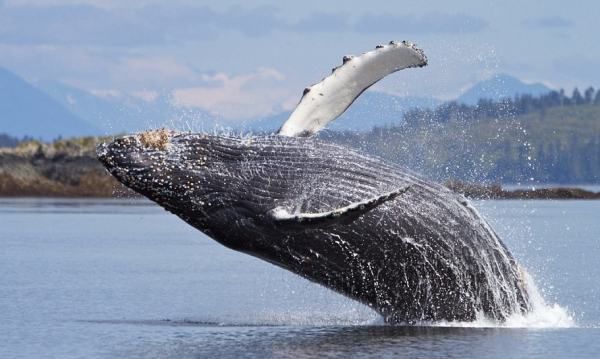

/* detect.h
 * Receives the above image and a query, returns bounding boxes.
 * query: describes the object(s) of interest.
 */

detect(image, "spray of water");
[432,270,574,328]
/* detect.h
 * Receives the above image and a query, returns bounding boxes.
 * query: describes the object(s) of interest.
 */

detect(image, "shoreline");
[1,139,598,200]
[0,194,598,201]
[445,181,600,200]
[1,179,598,200]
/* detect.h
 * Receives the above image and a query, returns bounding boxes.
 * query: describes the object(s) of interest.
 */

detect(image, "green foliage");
[327,95,600,184]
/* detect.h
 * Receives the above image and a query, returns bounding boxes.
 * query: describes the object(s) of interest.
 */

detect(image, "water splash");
[433,270,575,328]
[167,268,573,329]
[221,309,381,327]
[165,308,382,328]
[186,270,574,329]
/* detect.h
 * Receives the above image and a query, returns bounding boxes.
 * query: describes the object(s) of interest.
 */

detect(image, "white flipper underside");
[278,41,427,137]
[268,186,411,229]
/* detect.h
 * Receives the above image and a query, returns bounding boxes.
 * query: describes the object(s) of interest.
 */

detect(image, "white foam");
[433,270,575,329]
[183,308,382,327]
[178,272,574,329]
[244,309,382,327]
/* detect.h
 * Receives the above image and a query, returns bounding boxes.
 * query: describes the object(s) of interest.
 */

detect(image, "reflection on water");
[1,199,599,358]
[114,323,596,359]
[0,198,153,214]
[502,184,600,192]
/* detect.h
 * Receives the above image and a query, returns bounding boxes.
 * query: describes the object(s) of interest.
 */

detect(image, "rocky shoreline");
[0,138,135,197]
[0,138,598,199]
[445,181,600,200]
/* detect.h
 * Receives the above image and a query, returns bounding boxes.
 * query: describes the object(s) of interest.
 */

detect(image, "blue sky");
[0,0,597,119]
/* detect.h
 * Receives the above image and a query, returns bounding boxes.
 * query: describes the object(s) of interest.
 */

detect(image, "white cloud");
[88,88,121,98]
[4,0,147,8]
[172,67,294,119]
[523,16,574,29]
[2,1,595,118]
[115,56,197,86]
[131,90,159,102]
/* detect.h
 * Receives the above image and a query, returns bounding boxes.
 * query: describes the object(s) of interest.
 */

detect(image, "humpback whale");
[98,41,531,323]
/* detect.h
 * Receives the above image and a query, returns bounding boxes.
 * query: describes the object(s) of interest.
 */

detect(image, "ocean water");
[0,198,599,358]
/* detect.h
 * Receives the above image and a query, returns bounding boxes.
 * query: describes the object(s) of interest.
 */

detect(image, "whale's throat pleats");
[194,135,425,217]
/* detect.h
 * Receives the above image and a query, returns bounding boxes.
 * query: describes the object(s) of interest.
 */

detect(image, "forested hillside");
[2,88,598,185]
[327,88,600,184]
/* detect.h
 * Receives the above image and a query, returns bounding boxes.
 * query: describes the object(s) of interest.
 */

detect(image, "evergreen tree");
[572,88,584,105]
[584,87,595,103]
[559,89,570,106]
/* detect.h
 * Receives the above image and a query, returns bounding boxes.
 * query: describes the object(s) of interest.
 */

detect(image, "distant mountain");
[1,67,557,139]
[247,91,441,133]
[39,81,219,135]
[457,74,551,105]
[251,75,552,132]
[0,67,97,140]
[331,92,441,131]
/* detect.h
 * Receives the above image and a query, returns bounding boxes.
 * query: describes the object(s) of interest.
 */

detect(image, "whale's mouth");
[97,133,167,189]
[96,141,120,171]
[97,130,175,170]
[97,136,141,171]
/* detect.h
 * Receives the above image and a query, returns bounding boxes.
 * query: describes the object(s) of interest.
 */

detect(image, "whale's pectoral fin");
[278,41,427,137]
[266,186,411,230]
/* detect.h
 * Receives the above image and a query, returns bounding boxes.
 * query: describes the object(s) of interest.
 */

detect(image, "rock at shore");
[0,136,598,199]
[0,137,132,197]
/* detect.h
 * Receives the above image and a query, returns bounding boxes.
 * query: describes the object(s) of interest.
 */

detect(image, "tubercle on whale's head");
[138,128,172,150]
[97,129,177,189]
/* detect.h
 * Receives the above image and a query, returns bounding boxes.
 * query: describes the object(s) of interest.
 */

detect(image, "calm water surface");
[1,198,599,358]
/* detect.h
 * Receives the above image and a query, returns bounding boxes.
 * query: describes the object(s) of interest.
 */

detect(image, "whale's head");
[97,130,312,251]
[97,130,400,262]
